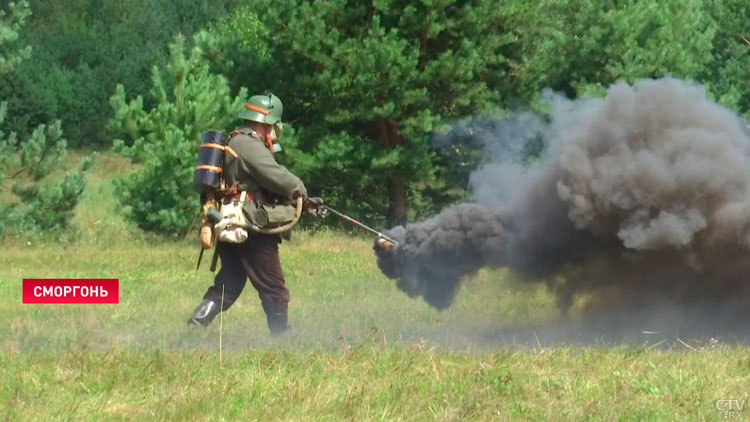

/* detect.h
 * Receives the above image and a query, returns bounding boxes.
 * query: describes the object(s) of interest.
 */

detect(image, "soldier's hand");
[307,197,324,207]
[305,197,326,217]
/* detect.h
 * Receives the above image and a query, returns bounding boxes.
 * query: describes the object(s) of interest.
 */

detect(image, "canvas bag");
[214,191,249,243]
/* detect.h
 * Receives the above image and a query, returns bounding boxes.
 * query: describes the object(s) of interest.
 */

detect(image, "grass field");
[1,154,749,421]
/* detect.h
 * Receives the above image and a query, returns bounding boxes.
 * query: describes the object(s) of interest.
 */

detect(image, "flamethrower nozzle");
[321,205,399,247]
[376,236,397,251]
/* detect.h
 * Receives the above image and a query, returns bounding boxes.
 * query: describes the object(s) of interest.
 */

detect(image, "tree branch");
[418,8,432,71]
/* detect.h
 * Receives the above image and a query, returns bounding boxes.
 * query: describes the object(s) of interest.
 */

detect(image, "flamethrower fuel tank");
[193,130,229,193]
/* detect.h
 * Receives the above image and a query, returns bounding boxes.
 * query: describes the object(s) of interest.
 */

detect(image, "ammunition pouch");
[244,199,298,230]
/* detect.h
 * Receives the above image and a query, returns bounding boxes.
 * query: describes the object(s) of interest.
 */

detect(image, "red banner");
[22,279,119,304]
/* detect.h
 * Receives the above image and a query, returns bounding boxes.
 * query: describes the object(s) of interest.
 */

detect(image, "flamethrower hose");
[322,205,399,245]
[198,196,303,272]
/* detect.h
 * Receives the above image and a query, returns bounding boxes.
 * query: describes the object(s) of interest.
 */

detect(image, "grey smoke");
[377,78,750,326]
[377,204,503,309]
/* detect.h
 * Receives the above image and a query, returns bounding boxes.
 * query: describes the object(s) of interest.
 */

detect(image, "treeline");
[2,0,750,236]
[1,0,237,147]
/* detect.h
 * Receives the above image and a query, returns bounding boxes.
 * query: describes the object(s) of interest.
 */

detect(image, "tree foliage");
[503,0,717,101]
[214,0,516,227]
[9,0,750,233]
[0,1,31,74]
[110,36,247,235]
[701,0,750,114]
[0,1,89,235]
[194,4,270,95]
[197,0,744,227]
[0,0,237,148]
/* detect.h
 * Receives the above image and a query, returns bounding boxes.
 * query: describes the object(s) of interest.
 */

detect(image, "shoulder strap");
[224,128,251,158]
[232,127,260,138]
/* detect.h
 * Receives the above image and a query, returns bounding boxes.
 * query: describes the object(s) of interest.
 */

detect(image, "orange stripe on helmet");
[244,104,270,115]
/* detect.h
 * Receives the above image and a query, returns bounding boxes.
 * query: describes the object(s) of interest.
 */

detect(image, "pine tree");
[109,35,247,235]
[701,0,750,115]
[236,0,516,226]
[505,0,716,99]
[0,1,89,235]
[0,1,31,73]
[202,0,725,226]
[0,0,239,148]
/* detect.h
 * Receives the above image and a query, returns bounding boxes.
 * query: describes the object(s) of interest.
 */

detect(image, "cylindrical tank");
[194,130,228,193]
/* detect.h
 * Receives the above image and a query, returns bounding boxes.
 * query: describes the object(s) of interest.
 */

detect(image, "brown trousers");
[203,234,290,311]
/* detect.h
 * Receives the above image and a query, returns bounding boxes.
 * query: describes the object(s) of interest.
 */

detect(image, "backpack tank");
[194,130,229,193]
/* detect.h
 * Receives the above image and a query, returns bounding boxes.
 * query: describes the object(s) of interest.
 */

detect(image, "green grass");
[4,344,748,421]
[1,154,749,421]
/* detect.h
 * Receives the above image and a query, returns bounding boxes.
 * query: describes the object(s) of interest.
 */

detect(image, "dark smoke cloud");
[377,78,750,322]
[377,204,503,309]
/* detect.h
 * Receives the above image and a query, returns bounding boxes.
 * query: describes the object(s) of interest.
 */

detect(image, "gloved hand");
[305,197,326,217]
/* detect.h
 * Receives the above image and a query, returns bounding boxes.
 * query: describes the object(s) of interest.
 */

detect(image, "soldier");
[187,93,321,334]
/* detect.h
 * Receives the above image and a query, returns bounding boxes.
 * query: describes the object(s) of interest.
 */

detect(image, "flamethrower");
[196,200,399,270]
[320,205,399,250]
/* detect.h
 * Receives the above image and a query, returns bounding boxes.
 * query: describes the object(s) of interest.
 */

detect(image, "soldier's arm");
[237,137,306,198]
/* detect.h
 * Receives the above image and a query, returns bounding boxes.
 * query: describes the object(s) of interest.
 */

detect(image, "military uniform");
[189,94,310,334]
[202,127,306,331]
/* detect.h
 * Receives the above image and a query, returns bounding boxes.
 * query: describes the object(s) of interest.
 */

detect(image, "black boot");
[187,299,220,327]
[263,300,289,335]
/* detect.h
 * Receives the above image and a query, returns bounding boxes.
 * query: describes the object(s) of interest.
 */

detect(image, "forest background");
[1,0,748,236]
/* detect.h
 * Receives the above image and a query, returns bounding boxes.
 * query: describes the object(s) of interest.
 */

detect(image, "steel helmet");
[239,93,283,125]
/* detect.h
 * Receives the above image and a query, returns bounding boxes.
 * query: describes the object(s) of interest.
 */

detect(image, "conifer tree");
[0,1,30,73]
[200,0,725,226]
[247,0,516,226]
[110,36,247,235]
[505,0,716,99]
[702,0,750,115]
[0,1,89,235]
